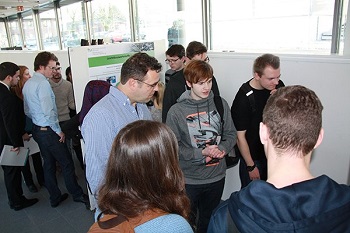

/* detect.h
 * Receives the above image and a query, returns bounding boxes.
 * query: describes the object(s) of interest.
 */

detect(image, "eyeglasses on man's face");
[46,66,56,71]
[204,56,210,62]
[137,79,159,89]
[55,67,62,71]
[165,58,180,64]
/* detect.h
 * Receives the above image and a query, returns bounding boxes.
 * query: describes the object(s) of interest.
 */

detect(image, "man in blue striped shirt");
[81,52,162,221]
[23,51,89,208]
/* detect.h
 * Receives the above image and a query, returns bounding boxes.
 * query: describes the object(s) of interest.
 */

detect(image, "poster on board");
[86,42,155,86]
[69,40,166,112]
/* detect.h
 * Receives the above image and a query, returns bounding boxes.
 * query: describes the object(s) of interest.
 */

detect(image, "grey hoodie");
[166,90,237,185]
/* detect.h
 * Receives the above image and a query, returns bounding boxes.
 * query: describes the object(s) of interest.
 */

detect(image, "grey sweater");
[166,91,237,185]
[49,78,75,122]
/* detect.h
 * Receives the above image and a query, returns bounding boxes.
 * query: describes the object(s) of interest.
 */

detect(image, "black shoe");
[73,194,90,209]
[51,193,69,208]
[27,184,38,193]
[10,198,39,211]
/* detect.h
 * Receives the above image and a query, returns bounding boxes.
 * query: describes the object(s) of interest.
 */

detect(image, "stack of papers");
[0,145,29,166]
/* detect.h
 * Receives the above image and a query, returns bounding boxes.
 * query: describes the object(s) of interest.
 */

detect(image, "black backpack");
[213,95,239,169]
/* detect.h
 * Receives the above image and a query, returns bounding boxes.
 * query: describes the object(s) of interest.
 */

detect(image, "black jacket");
[208,175,350,233]
[0,83,24,152]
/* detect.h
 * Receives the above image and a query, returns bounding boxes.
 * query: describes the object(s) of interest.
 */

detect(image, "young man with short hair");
[162,41,220,122]
[23,51,89,208]
[0,62,39,211]
[209,85,350,232]
[165,44,186,83]
[166,60,236,233]
[231,53,285,188]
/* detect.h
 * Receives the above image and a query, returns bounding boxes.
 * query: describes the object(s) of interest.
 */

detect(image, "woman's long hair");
[11,65,29,100]
[153,81,165,110]
[98,120,190,220]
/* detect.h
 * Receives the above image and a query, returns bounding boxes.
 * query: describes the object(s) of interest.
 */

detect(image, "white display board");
[69,40,166,112]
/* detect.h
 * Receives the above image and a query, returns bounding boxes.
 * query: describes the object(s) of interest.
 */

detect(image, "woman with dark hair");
[88,120,193,232]
[11,65,45,192]
[65,66,72,83]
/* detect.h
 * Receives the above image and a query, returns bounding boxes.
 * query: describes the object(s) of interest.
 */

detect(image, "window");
[23,15,38,50]
[39,9,59,50]
[9,20,22,47]
[59,1,87,49]
[88,0,130,44]
[136,0,202,48]
[210,0,344,54]
[0,22,9,48]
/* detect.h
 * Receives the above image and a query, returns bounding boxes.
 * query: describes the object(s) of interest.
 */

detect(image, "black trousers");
[2,165,23,205]
[21,152,45,186]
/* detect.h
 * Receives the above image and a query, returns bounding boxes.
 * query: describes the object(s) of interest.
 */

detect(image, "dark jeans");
[60,117,84,169]
[185,178,225,233]
[2,165,23,205]
[21,152,45,186]
[239,158,267,189]
[32,124,83,204]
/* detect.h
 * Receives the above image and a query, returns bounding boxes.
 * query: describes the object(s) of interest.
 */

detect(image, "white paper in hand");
[0,145,29,166]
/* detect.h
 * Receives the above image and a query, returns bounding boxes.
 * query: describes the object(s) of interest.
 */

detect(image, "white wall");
[209,52,350,199]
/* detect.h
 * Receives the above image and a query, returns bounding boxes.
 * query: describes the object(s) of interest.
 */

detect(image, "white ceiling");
[0,0,50,18]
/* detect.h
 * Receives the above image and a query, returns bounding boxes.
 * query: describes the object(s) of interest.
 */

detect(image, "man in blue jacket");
[208,85,350,233]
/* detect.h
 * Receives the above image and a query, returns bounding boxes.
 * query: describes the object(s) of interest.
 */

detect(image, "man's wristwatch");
[246,164,256,172]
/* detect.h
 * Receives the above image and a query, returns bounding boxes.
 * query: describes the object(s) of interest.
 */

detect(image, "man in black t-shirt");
[231,54,284,188]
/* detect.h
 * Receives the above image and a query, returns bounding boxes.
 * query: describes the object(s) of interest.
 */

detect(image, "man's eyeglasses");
[165,58,180,64]
[55,67,62,71]
[47,66,56,71]
[137,79,159,89]
[204,56,210,62]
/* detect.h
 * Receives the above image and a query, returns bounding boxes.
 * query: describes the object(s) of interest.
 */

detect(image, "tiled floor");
[0,156,94,233]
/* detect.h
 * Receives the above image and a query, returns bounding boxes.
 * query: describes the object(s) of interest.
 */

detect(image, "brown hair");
[263,85,323,156]
[11,65,28,100]
[98,120,190,220]
[0,62,19,81]
[183,60,213,84]
[120,52,162,84]
[186,41,207,59]
[253,53,280,77]
[166,44,185,58]
[152,81,165,109]
[34,51,58,71]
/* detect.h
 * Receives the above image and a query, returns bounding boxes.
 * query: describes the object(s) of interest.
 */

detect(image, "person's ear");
[259,122,269,145]
[127,77,138,88]
[186,80,192,88]
[314,128,324,149]
[253,72,260,80]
